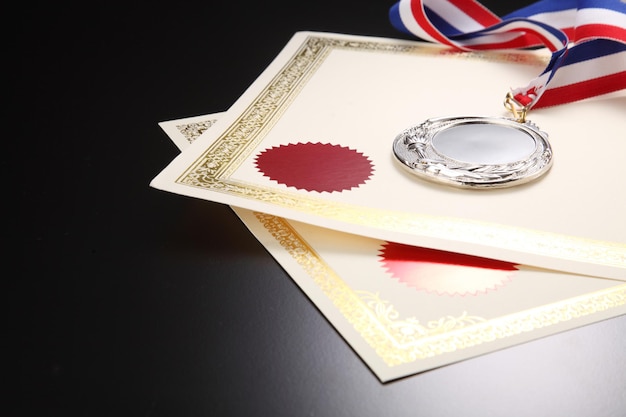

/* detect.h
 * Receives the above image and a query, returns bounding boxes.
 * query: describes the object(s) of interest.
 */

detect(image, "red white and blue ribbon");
[389,0,626,109]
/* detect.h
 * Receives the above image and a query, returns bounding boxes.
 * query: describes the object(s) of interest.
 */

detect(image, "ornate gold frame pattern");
[172,34,625,273]
[175,118,219,144]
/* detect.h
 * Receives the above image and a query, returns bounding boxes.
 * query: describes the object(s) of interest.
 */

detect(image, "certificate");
[151,31,626,280]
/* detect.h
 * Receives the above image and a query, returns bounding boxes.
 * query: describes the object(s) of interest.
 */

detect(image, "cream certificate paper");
[151,31,626,280]
[159,113,626,383]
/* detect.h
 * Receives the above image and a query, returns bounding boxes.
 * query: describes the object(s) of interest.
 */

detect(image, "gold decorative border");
[253,211,626,366]
[173,34,626,270]
[175,119,219,144]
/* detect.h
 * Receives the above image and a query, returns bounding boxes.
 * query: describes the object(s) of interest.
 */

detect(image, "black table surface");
[11,1,626,416]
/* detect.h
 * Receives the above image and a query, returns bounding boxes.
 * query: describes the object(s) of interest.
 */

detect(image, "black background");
[11,1,626,416]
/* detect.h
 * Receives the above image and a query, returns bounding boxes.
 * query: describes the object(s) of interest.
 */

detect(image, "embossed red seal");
[255,142,374,193]
[380,242,518,296]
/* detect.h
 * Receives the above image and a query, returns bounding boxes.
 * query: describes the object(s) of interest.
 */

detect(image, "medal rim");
[392,116,553,189]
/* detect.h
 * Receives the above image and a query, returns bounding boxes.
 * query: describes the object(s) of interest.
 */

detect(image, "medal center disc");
[431,123,536,164]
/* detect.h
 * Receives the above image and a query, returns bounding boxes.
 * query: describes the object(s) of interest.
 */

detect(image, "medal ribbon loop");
[389,0,626,110]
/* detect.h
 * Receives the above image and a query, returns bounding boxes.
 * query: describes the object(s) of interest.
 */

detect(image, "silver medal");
[392,115,553,189]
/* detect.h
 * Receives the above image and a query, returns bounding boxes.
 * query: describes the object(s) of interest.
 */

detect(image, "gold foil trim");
[174,35,626,270]
[254,211,626,366]
[175,119,219,144]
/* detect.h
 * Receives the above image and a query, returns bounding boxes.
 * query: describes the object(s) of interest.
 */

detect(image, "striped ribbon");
[389,0,626,109]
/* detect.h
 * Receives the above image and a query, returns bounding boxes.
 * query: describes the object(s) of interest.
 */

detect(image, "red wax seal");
[254,142,374,193]
[379,242,518,296]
